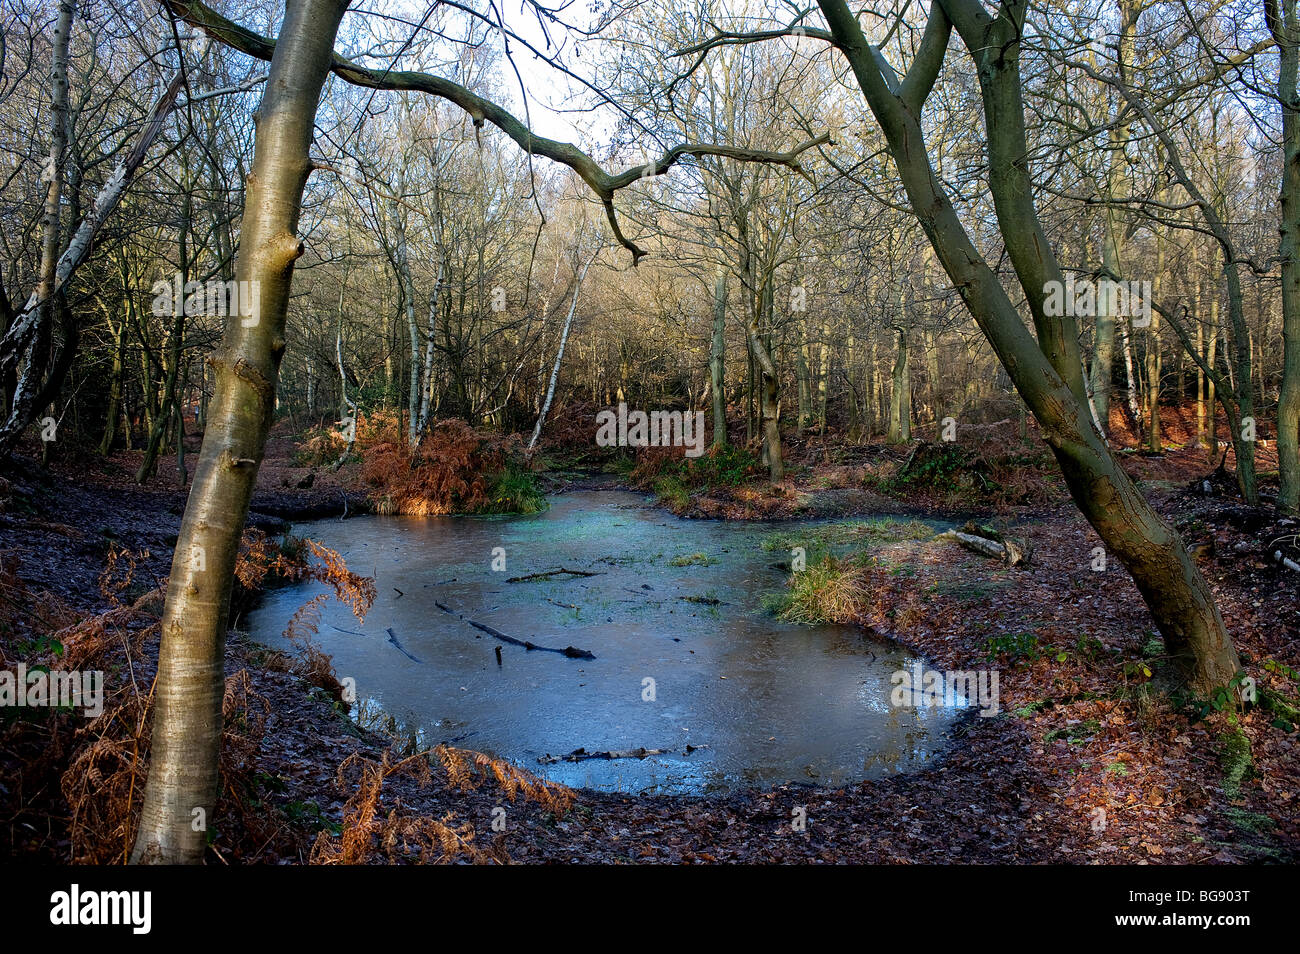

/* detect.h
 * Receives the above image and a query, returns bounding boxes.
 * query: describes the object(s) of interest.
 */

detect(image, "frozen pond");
[244,491,966,794]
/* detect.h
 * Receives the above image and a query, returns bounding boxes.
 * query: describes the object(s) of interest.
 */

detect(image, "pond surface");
[244,490,967,794]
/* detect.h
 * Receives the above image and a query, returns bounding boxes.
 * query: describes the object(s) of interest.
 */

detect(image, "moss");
[1219,726,1253,798]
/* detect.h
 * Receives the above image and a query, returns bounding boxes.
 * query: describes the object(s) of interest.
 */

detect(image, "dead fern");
[433,744,575,816]
[361,419,528,516]
[309,750,498,865]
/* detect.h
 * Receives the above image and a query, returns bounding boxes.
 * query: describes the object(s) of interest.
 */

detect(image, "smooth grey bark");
[817,317,831,433]
[332,278,356,472]
[888,327,911,443]
[2,0,74,456]
[529,252,595,450]
[747,278,783,481]
[1088,0,1138,436]
[131,0,350,864]
[414,251,444,440]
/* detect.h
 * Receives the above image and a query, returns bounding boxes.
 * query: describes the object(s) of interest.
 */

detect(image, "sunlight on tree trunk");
[131,0,350,864]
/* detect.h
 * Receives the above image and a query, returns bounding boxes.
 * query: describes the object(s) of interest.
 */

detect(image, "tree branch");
[162,0,830,264]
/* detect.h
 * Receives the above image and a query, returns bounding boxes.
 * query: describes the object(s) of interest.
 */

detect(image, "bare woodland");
[0,0,1297,866]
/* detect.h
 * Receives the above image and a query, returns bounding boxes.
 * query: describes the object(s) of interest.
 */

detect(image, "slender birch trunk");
[709,266,727,449]
[3,0,74,454]
[415,251,444,439]
[529,253,595,450]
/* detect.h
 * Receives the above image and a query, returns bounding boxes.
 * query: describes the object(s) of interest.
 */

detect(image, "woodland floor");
[1,407,1297,864]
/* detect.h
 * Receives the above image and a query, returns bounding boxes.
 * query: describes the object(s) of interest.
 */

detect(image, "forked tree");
[796,0,1239,690]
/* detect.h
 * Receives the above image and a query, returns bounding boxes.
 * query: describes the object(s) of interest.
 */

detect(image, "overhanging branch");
[162,0,831,263]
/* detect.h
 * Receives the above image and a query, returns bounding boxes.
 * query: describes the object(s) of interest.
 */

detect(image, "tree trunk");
[529,253,594,450]
[131,0,348,864]
[138,175,191,485]
[1195,320,1206,450]
[1089,0,1137,437]
[817,0,1240,692]
[888,327,911,443]
[1273,0,1300,512]
[415,251,444,440]
[795,320,812,435]
[1145,294,1162,452]
[817,317,831,433]
[1207,304,1219,459]
[4,0,74,452]
[100,313,126,456]
[746,279,783,481]
[709,266,727,449]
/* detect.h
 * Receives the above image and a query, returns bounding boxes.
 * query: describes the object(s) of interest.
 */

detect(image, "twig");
[384,627,422,663]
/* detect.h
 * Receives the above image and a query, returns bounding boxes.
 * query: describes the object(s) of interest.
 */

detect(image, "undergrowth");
[632,444,764,509]
[363,420,544,516]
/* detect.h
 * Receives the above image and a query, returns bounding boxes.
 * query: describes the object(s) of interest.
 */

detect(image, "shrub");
[292,428,347,468]
[652,475,690,511]
[869,440,1056,505]
[632,443,763,491]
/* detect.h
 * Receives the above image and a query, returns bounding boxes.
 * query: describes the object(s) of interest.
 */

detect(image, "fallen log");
[433,601,596,659]
[1275,550,1300,574]
[538,744,708,765]
[506,567,603,583]
[936,529,1025,566]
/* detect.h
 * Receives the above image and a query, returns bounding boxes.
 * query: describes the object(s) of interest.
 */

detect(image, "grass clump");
[668,552,717,567]
[486,464,546,514]
[762,555,869,624]
[652,475,691,511]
